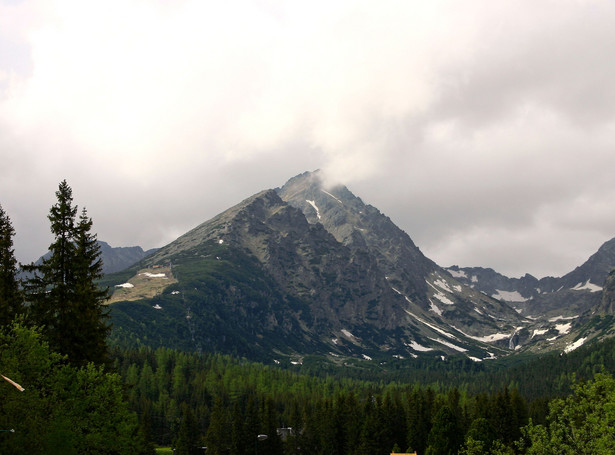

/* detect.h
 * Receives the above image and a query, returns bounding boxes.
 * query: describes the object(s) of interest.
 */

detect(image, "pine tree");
[23,181,110,366]
[71,208,110,366]
[0,205,22,326]
[174,404,201,455]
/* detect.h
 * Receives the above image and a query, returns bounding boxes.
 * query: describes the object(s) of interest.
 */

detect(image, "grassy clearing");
[155,447,173,455]
[107,266,178,303]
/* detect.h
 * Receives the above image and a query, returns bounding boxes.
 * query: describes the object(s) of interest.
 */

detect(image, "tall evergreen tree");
[71,207,110,366]
[23,181,110,366]
[0,205,22,326]
[174,404,201,455]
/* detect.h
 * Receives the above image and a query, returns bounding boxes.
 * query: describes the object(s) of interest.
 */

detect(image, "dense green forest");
[110,335,615,455]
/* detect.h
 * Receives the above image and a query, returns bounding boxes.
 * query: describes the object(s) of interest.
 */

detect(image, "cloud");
[2,0,615,278]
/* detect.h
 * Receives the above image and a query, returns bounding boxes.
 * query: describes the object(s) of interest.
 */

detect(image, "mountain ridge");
[104,171,615,363]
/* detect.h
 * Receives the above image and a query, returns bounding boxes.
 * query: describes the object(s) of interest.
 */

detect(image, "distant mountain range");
[102,171,615,364]
[97,241,158,274]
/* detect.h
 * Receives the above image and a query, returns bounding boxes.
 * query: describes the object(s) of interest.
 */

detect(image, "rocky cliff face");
[277,171,522,338]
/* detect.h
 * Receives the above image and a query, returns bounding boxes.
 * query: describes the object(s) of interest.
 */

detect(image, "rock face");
[277,171,522,337]
[106,171,615,362]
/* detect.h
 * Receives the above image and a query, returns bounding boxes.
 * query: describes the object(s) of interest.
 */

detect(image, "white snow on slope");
[306,200,321,220]
[429,299,443,316]
[492,290,529,302]
[141,272,167,278]
[451,325,512,343]
[321,190,342,204]
[572,280,602,292]
[403,309,459,340]
[341,329,356,341]
[565,337,587,353]
[115,282,134,288]
[406,340,433,352]
[433,292,455,305]
[429,337,468,353]
[531,328,549,338]
[432,278,453,293]
[447,269,467,279]
[426,281,455,305]
[555,323,572,335]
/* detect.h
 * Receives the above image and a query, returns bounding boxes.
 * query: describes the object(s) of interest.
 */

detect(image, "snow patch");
[429,337,468,353]
[432,278,453,293]
[321,190,342,204]
[468,356,482,362]
[555,323,572,335]
[492,290,529,302]
[531,328,549,338]
[565,337,587,353]
[141,272,167,278]
[218,239,224,244]
[341,329,356,341]
[448,269,467,279]
[429,299,443,316]
[153,304,162,310]
[571,280,602,293]
[306,200,321,220]
[471,275,478,283]
[362,354,372,361]
[115,282,134,288]
[452,326,511,343]
[171,291,180,295]
[403,309,459,340]
[406,340,433,352]
[472,332,511,343]
[433,292,455,305]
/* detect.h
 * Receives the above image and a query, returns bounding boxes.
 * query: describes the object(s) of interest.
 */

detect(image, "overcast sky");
[2,0,615,279]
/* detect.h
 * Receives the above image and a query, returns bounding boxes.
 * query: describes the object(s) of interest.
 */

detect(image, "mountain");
[447,238,615,353]
[98,241,158,274]
[447,238,615,319]
[20,241,156,277]
[107,172,528,363]
[105,171,615,363]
